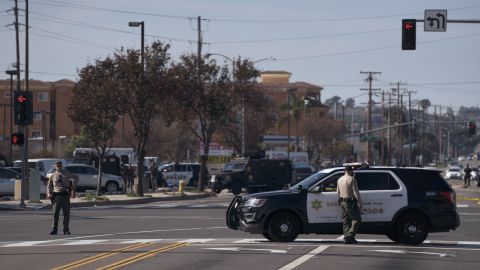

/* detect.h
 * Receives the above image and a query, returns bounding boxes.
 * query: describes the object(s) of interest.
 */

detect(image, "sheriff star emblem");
[311,199,322,211]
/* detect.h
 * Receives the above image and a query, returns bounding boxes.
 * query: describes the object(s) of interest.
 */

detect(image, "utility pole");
[391,81,407,165]
[406,90,416,166]
[360,71,381,164]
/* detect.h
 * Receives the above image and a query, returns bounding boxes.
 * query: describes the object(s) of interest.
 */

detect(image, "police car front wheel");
[267,212,300,242]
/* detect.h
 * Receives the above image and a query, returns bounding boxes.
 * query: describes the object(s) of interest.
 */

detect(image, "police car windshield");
[290,172,328,190]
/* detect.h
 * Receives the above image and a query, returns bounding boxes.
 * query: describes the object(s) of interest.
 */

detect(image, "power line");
[30,30,114,50]
[207,4,480,23]
[26,11,194,43]
[276,31,480,61]
[211,27,397,44]
[33,0,190,20]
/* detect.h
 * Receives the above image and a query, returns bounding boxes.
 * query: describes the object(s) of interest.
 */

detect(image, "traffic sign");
[424,10,447,32]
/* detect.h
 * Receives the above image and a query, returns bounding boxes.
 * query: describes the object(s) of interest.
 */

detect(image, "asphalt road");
[0,191,479,270]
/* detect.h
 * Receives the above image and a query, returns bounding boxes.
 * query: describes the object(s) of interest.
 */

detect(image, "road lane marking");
[60,226,227,241]
[3,240,54,247]
[278,245,329,270]
[96,242,189,270]
[61,240,106,246]
[370,249,455,257]
[52,242,153,270]
[205,247,287,254]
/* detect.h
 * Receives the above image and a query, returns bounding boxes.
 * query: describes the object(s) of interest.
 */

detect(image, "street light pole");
[204,53,275,157]
[127,21,145,146]
[287,88,297,161]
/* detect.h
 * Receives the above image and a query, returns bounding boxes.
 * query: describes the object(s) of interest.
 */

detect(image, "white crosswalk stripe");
[2,238,480,248]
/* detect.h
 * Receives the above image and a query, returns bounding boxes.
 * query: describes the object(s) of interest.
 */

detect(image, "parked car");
[13,158,69,177]
[227,163,460,245]
[159,163,201,187]
[445,167,462,179]
[0,167,21,196]
[46,164,124,192]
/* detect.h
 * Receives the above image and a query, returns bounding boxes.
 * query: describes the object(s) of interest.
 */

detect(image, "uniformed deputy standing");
[336,166,363,244]
[47,161,74,235]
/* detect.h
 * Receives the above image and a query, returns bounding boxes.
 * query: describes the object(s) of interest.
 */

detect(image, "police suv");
[226,164,460,245]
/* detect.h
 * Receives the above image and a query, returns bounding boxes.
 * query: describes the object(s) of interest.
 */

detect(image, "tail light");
[439,191,455,205]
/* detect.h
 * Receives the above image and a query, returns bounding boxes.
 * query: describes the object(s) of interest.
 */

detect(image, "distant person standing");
[47,161,71,235]
[337,166,362,244]
[464,164,472,187]
[149,159,158,191]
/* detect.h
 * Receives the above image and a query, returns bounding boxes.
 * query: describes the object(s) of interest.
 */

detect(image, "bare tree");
[67,57,123,195]
[304,116,351,166]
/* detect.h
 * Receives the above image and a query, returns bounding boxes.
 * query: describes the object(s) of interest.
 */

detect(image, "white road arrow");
[205,247,287,254]
[370,249,455,257]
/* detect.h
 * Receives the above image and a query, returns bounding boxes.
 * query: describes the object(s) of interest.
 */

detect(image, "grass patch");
[82,193,109,202]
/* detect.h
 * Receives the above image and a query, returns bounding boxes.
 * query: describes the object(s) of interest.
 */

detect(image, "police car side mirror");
[310,186,323,193]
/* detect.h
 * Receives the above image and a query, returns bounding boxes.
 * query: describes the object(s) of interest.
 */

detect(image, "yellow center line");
[52,242,154,270]
[96,242,189,270]
[458,196,480,201]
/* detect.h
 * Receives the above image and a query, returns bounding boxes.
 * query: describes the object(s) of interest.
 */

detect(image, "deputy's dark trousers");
[52,192,70,232]
[464,175,471,187]
[340,200,361,239]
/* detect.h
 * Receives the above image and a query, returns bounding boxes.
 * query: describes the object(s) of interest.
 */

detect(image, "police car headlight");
[244,198,267,207]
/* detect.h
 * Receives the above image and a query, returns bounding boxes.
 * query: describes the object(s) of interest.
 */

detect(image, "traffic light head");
[11,133,24,146]
[402,19,416,50]
[13,91,33,125]
[467,121,476,135]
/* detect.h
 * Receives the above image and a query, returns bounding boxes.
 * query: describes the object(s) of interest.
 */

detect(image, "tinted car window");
[394,169,451,191]
[319,173,342,192]
[83,167,98,175]
[355,172,399,190]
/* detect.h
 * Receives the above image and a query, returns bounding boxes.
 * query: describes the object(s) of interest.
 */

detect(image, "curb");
[0,192,215,211]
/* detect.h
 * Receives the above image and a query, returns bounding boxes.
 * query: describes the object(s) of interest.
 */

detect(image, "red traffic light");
[11,133,24,145]
[404,23,413,31]
[17,95,27,103]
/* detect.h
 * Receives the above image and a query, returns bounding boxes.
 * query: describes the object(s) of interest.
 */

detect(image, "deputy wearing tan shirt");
[336,166,362,244]
[47,161,72,235]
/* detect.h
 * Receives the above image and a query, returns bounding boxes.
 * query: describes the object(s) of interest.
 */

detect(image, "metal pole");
[287,91,291,161]
[140,22,144,71]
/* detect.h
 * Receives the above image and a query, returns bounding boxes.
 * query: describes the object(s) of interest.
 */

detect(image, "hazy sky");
[1,0,479,110]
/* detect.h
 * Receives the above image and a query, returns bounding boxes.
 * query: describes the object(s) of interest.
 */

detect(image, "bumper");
[226,196,264,234]
[431,211,460,232]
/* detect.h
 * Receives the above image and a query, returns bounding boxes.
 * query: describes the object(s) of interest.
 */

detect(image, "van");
[13,158,69,177]
[159,163,202,187]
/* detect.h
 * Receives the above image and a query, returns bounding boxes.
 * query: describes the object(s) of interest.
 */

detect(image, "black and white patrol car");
[226,165,460,245]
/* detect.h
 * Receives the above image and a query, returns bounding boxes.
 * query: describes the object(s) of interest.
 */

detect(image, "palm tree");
[279,92,304,151]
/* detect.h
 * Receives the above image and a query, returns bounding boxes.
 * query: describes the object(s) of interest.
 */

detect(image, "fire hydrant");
[179,180,185,195]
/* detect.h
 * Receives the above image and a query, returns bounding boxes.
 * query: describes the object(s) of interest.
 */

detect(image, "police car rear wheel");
[395,213,428,245]
[267,212,300,242]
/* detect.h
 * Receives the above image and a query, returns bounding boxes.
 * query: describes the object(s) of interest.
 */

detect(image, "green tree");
[115,41,175,196]
[67,57,123,195]
[217,58,276,154]
[170,54,235,191]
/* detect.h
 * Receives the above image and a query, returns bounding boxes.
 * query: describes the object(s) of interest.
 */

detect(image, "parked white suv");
[47,164,124,192]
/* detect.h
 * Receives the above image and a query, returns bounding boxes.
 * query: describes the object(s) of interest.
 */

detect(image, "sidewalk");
[0,189,216,211]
